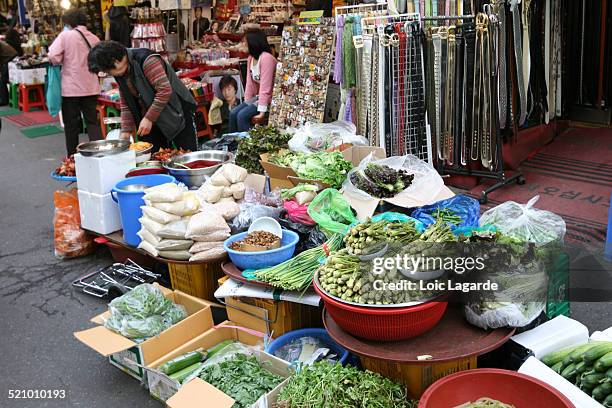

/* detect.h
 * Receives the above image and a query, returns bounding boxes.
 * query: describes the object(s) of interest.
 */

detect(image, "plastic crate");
[546,252,570,318]
[168,260,224,301]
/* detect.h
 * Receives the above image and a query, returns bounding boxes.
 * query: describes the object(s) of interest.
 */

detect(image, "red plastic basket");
[313,278,448,341]
[419,369,574,408]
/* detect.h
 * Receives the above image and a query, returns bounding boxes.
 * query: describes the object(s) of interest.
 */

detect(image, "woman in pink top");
[228,30,276,132]
[48,9,101,155]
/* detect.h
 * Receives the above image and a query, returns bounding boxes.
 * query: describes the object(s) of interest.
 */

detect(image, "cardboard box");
[148,320,275,402]
[260,146,386,191]
[163,325,291,408]
[74,284,215,384]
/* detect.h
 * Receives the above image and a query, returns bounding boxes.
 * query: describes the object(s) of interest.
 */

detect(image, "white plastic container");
[78,190,122,234]
[75,150,136,195]
[511,316,589,359]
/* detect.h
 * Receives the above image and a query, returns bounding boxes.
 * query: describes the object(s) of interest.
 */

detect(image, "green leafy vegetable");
[276,361,414,408]
[350,163,414,198]
[271,151,353,189]
[235,126,291,175]
[198,353,283,408]
[104,284,187,340]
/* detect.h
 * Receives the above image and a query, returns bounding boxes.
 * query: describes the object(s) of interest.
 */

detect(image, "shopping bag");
[46,66,62,117]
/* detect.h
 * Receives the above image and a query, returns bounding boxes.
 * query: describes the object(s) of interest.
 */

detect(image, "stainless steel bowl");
[163,150,234,188]
[77,140,130,157]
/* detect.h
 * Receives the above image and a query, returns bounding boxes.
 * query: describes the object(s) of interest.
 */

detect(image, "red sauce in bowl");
[184,160,220,169]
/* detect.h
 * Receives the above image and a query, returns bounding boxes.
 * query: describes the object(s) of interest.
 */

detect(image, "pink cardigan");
[244,52,276,112]
[48,26,100,97]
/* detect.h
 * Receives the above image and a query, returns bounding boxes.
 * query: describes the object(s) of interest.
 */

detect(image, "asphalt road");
[0,117,609,407]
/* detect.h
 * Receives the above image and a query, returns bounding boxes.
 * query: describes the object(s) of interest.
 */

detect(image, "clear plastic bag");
[244,187,283,207]
[272,336,338,364]
[287,121,367,153]
[479,196,566,245]
[464,302,546,330]
[229,203,283,233]
[307,188,357,235]
[108,284,172,320]
[411,195,480,231]
[53,189,95,259]
[342,154,444,201]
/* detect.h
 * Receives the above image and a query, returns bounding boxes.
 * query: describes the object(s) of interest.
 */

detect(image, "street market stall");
[38,2,612,407]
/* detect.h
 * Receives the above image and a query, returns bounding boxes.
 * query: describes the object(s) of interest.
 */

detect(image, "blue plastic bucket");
[266,328,350,365]
[111,174,176,246]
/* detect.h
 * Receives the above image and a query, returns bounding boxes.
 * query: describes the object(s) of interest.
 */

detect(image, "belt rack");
[335,3,388,16]
[423,10,524,204]
[361,13,433,165]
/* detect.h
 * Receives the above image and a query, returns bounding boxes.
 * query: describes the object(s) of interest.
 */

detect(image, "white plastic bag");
[342,154,444,201]
[151,192,200,216]
[464,302,546,330]
[141,206,181,224]
[186,211,230,239]
[137,227,161,246]
[158,250,191,260]
[213,200,241,221]
[155,239,193,251]
[222,163,248,184]
[139,216,165,236]
[189,247,227,261]
[479,196,566,245]
[192,230,231,242]
[157,219,190,239]
[138,240,159,257]
[143,183,185,203]
[287,121,367,153]
[189,241,224,254]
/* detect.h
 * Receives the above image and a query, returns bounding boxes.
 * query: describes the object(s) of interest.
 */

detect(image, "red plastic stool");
[96,104,108,138]
[18,84,46,112]
[194,105,213,139]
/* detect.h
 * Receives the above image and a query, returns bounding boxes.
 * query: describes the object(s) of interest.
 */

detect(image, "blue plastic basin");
[223,229,299,270]
[266,328,350,365]
[111,174,176,247]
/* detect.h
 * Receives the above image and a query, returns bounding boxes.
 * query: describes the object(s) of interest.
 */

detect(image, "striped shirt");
[120,56,172,133]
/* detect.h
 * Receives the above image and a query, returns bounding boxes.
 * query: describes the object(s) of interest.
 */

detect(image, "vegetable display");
[254,234,344,290]
[152,148,191,162]
[349,163,414,198]
[198,353,283,408]
[418,219,458,242]
[432,208,462,225]
[453,398,515,408]
[541,341,612,403]
[236,125,291,174]
[344,219,420,255]
[281,184,319,205]
[229,231,280,251]
[104,284,187,340]
[270,151,353,189]
[276,361,415,408]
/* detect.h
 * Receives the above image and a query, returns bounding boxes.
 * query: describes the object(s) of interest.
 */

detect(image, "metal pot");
[163,150,234,188]
[77,140,130,157]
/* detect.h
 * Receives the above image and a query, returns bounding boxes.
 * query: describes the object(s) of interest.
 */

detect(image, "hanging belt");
[510,0,527,126]
[543,0,550,123]
[463,22,476,165]
[361,36,373,141]
[454,25,464,166]
[426,30,438,160]
[479,14,493,170]
[443,26,456,165]
[432,28,443,160]
[396,23,407,155]
[521,0,532,110]
[495,0,508,129]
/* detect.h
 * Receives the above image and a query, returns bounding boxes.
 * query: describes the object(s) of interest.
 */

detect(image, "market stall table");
[324,307,515,398]
[87,230,226,301]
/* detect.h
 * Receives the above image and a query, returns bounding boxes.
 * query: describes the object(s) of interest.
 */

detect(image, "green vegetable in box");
[276,361,416,408]
[198,353,283,408]
[271,151,353,189]
[349,162,414,198]
[235,125,291,175]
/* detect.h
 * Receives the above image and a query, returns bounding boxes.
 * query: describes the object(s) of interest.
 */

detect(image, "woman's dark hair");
[62,9,88,28]
[87,40,127,73]
[219,75,238,92]
[245,29,271,59]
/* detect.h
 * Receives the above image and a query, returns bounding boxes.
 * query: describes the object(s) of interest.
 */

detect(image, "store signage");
[298,10,324,25]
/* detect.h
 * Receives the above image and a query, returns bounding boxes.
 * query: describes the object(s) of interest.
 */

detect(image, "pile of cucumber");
[541,341,612,406]
[157,340,234,384]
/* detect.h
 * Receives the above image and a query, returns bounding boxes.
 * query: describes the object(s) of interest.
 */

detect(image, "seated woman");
[219,75,240,135]
[228,30,276,132]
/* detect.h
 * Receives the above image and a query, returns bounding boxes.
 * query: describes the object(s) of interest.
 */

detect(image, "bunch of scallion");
[254,234,344,290]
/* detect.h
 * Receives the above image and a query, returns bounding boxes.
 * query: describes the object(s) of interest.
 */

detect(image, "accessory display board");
[269,18,336,129]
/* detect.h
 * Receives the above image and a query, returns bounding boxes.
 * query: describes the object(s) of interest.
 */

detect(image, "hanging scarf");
[342,17,356,89]
[333,16,344,84]
[344,89,354,123]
